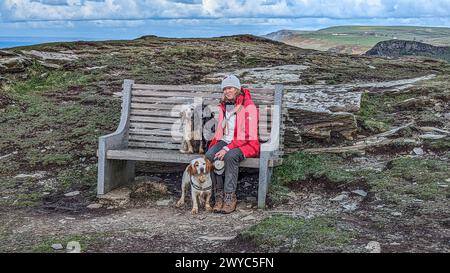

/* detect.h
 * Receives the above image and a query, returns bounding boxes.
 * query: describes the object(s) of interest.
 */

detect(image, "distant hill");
[263,26,450,55]
[365,40,450,62]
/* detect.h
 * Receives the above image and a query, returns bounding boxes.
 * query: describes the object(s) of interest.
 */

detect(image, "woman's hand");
[214,149,227,160]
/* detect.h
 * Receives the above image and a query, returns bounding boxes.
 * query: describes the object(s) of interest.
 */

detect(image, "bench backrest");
[123,81,284,157]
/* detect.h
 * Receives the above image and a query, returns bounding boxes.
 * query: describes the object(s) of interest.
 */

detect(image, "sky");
[0,0,450,41]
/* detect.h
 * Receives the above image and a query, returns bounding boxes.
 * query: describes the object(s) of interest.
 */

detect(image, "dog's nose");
[200,167,204,173]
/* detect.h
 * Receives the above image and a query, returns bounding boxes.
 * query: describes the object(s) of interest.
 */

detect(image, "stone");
[241,215,256,221]
[446,178,450,183]
[14,172,46,179]
[156,198,173,206]
[21,50,79,61]
[351,190,368,197]
[245,196,257,202]
[438,184,448,188]
[413,147,424,155]
[87,203,102,209]
[285,191,296,198]
[342,203,357,211]
[243,182,252,188]
[98,187,131,207]
[64,191,80,197]
[330,194,348,202]
[391,212,402,217]
[0,153,13,160]
[51,244,64,250]
[199,236,236,241]
[419,134,446,140]
[66,241,81,253]
[365,241,381,253]
[0,55,32,73]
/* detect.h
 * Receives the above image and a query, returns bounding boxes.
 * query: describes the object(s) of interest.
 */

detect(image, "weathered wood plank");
[129,134,182,143]
[130,116,178,123]
[131,103,179,110]
[131,109,181,117]
[132,90,273,101]
[132,97,194,104]
[106,149,279,167]
[128,141,180,149]
[130,122,176,129]
[129,128,182,137]
[132,84,275,94]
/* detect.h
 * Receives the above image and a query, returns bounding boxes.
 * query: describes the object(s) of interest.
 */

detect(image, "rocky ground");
[0,35,449,252]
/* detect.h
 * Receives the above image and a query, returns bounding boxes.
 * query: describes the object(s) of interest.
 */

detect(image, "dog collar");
[190,176,212,191]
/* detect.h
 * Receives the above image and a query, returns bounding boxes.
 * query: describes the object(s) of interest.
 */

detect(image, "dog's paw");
[175,200,185,208]
[205,205,213,212]
[179,149,188,154]
[191,208,199,214]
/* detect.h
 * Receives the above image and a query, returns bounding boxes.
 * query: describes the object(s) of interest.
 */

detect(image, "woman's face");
[223,87,238,101]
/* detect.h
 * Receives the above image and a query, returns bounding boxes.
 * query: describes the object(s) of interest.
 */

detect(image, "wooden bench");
[97,79,285,208]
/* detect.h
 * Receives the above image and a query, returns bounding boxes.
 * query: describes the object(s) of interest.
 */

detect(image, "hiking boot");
[213,191,224,213]
[221,192,237,214]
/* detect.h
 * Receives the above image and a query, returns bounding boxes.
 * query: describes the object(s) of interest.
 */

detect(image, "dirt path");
[0,178,357,253]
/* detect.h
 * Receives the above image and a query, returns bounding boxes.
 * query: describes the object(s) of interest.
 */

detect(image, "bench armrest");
[99,79,134,151]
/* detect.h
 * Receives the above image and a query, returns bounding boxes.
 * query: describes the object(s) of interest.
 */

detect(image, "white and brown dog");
[176,156,214,214]
[179,104,204,154]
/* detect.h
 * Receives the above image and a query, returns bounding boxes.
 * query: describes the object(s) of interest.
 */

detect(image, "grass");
[368,157,449,202]
[241,215,352,252]
[271,151,449,206]
[272,152,359,187]
[0,62,120,208]
[20,234,102,253]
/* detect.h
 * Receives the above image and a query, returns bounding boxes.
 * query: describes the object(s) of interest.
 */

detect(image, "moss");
[56,166,97,192]
[423,137,450,153]
[241,215,352,252]
[272,152,359,187]
[360,119,390,134]
[24,234,101,253]
[368,157,449,202]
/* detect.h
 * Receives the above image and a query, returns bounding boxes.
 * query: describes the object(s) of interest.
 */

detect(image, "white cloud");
[1,0,450,22]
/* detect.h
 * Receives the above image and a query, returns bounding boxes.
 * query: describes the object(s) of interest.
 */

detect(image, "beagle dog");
[176,157,214,214]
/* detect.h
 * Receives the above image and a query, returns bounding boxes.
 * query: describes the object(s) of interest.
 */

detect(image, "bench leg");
[98,158,135,195]
[257,154,271,209]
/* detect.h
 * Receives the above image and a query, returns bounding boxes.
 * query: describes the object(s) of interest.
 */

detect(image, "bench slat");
[128,141,180,149]
[131,97,275,105]
[107,149,281,167]
[132,84,275,94]
[129,128,182,137]
[132,90,274,101]
[129,134,182,143]
[130,116,179,123]
[131,103,178,110]
[130,122,177,129]
[131,109,181,117]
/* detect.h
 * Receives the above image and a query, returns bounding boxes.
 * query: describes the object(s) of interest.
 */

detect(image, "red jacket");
[208,88,260,158]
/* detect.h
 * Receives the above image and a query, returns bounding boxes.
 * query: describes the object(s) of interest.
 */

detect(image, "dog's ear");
[205,157,214,173]
[187,161,197,176]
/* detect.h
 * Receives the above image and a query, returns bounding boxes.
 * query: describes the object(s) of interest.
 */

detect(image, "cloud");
[1,0,450,22]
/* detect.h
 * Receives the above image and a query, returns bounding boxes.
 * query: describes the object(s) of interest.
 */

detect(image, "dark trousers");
[205,141,245,193]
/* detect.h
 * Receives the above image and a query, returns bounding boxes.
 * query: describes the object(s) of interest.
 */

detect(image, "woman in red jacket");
[205,75,260,214]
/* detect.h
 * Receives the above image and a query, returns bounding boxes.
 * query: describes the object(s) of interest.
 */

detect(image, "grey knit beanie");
[221,75,241,91]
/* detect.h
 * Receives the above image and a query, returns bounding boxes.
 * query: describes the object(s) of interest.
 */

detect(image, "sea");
[0,37,101,49]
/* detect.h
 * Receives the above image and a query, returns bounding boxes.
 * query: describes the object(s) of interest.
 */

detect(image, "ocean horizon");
[0,36,106,49]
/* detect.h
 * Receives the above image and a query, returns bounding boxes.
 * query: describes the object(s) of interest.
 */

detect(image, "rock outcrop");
[204,66,435,152]
[365,40,450,62]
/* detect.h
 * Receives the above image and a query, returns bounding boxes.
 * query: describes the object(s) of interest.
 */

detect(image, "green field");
[266,25,450,54]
